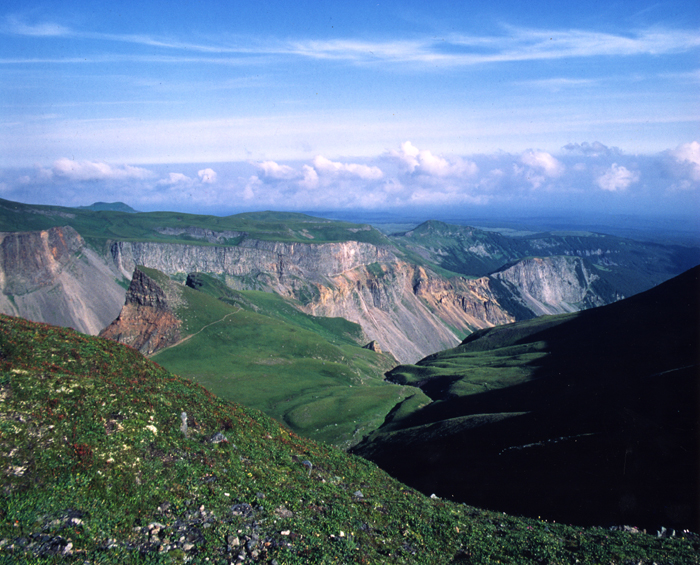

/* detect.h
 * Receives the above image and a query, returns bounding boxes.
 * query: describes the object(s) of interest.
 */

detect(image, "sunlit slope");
[353,266,700,532]
[3,315,697,563]
[144,270,420,447]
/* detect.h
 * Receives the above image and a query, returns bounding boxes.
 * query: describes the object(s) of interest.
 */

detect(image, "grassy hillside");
[136,269,418,448]
[0,198,390,246]
[353,266,700,533]
[1,314,699,564]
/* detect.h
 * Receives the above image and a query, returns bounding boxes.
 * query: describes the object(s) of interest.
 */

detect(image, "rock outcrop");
[0,227,126,334]
[100,268,182,355]
[110,239,396,285]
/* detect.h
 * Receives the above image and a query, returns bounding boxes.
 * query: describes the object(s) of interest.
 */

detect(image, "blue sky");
[0,0,698,221]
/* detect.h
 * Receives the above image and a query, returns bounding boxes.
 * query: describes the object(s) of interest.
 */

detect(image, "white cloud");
[256,161,298,180]
[51,158,154,181]
[157,172,194,186]
[300,165,319,189]
[563,141,621,157]
[5,16,71,37]
[285,28,700,67]
[668,141,700,182]
[198,168,217,183]
[312,156,383,180]
[243,176,259,200]
[596,163,639,191]
[390,141,478,178]
[520,150,565,177]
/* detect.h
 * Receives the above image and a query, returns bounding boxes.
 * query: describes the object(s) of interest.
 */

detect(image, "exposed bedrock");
[100,267,181,355]
[0,226,126,334]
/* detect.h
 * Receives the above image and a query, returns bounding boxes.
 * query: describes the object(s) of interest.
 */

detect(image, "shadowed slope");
[353,266,700,532]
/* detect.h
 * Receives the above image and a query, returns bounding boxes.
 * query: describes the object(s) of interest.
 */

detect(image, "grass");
[136,269,404,447]
[1,314,698,564]
[390,218,700,294]
[0,198,391,247]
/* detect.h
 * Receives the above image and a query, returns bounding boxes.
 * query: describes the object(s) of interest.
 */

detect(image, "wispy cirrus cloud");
[4,16,70,37]
[3,15,698,68]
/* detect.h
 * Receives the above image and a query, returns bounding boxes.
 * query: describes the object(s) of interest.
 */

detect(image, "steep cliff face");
[108,239,620,363]
[100,268,181,355]
[302,262,520,363]
[303,262,460,363]
[111,240,395,288]
[0,227,126,334]
[490,256,619,316]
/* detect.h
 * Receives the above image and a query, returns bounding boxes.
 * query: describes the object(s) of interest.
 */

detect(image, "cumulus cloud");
[668,141,700,182]
[312,155,383,180]
[243,175,260,200]
[3,142,698,216]
[300,165,319,189]
[520,150,565,177]
[51,158,154,181]
[198,168,217,183]
[596,163,639,191]
[157,172,194,186]
[256,161,298,180]
[389,141,478,177]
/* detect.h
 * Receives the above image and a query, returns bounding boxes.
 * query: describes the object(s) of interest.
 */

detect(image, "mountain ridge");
[0,198,697,364]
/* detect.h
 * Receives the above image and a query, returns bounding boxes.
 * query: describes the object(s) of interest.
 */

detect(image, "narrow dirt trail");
[150,307,241,357]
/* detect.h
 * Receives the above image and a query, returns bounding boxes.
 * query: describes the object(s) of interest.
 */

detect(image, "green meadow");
[144,270,424,447]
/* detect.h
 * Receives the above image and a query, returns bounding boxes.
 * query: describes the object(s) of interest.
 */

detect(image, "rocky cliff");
[0,226,126,334]
[108,238,614,363]
[490,256,621,316]
[0,224,624,362]
[305,262,517,363]
[99,267,181,355]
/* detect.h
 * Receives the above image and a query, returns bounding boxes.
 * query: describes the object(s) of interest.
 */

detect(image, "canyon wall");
[0,227,625,363]
[0,227,126,335]
[109,239,614,363]
[491,256,621,316]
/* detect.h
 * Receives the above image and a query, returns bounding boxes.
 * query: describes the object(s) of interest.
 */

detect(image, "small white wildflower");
[145,425,158,435]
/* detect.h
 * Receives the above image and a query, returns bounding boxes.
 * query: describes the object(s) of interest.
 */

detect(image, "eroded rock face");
[0,226,83,295]
[108,240,623,363]
[491,256,619,315]
[110,240,396,285]
[0,227,126,334]
[100,268,181,355]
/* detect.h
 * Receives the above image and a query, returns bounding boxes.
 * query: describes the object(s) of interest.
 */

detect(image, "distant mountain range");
[1,197,697,362]
[0,197,698,449]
